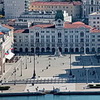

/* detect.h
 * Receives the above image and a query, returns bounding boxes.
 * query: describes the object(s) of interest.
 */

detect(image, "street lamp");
[20,60,22,76]
[14,67,16,85]
[69,44,72,76]
[25,56,27,69]
[30,55,31,63]
[86,69,89,84]
[32,53,36,79]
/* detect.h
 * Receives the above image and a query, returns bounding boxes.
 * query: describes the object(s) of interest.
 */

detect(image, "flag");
[5,51,9,55]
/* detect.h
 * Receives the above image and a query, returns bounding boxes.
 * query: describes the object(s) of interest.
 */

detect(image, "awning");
[5,52,15,60]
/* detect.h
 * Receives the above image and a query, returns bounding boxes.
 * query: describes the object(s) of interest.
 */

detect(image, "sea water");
[0,95,100,100]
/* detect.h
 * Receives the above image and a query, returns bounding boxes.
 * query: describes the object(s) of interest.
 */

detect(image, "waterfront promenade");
[1,54,100,93]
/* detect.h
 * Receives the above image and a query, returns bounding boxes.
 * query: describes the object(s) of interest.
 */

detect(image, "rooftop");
[14,29,29,33]
[90,12,100,15]
[0,32,3,35]
[31,1,82,6]
[29,24,55,29]
[21,11,55,15]
[91,28,100,33]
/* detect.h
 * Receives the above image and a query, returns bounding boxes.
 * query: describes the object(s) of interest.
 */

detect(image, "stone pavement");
[1,54,100,93]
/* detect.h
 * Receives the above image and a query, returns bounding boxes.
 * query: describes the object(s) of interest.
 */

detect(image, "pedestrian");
[53,86,55,90]
[42,88,45,92]
[27,89,29,92]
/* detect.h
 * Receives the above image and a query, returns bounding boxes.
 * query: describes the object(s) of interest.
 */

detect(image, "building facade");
[4,0,29,19]
[0,24,14,76]
[14,17,100,54]
[29,1,81,20]
[89,12,100,29]
[82,0,100,18]
[17,10,72,25]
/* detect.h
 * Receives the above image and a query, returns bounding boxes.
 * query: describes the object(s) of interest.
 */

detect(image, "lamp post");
[14,67,16,85]
[30,55,31,63]
[86,69,89,84]
[25,56,27,69]
[69,44,72,76]
[32,53,36,79]
[20,60,22,76]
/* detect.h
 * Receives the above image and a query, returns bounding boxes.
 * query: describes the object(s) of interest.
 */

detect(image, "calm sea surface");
[0,95,100,100]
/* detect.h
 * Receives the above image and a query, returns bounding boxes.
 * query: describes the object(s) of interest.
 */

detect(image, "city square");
[1,53,100,93]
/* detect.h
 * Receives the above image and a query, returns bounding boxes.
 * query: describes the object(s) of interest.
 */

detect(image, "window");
[58,39,62,43]
[80,32,84,37]
[92,35,95,38]
[52,36,55,38]
[98,39,100,41]
[80,39,84,42]
[86,44,89,46]
[14,36,16,38]
[92,39,95,42]
[41,31,44,33]
[36,32,39,37]
[65,31,68,33]
[51,31,55,33]
[46,31,49,33]
[98,35,100,37]
[58,32,61,38]
[36,39,39,42]
[41,35,44,38]
[25,35,28,38]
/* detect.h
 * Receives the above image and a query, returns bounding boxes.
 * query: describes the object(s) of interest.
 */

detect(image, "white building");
[82,0,100,18]
[89,12,100,29]
[0,24,14,76]
[4,0,29,19]
[17,10,72,26]
[13,13,100,54]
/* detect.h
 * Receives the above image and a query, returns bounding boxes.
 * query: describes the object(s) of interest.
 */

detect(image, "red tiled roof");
[64,22,91,29]
[31,1,82,6]
[29,22,91,29]
[29,24,54,29]
[0,32,3,35]
[2,24,14,29]
[72,22,85,25]
[91,29,100,33]
[14,29,25,33]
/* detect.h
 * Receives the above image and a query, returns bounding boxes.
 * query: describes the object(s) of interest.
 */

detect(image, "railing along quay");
[2,78,68,85]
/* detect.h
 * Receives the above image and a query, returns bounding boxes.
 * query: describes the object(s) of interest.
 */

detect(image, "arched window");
[91,0,93,4]
[36,32,39,37]
[58,32,61,38]
[80,32,84,37]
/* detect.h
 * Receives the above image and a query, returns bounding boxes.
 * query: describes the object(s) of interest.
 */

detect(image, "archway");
[80,47,84,53]
[25,48,28,52]
[65,48,68,53]
[41,48,45,53]
[75,48,79,52]
[31,48,34,53]
[36,47,40,53]
[46,47,50,52]
[86,48,89,53]
[92,48,95,53]
[70,48,74,53]
[20,48,23,52]
[59,47,62,52]
[98,48,100,53]
[52,48,55,53]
